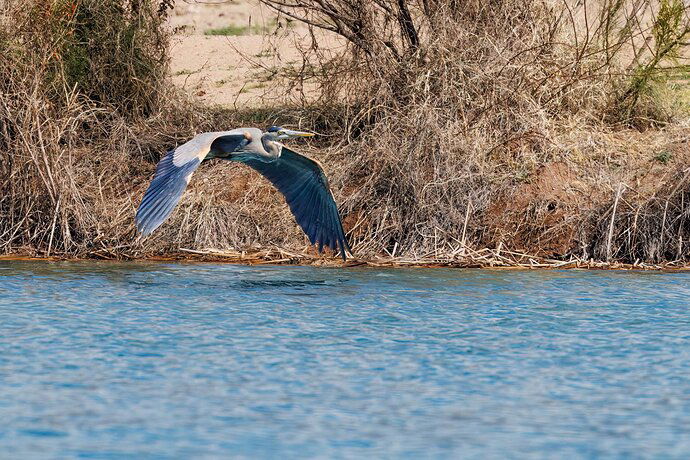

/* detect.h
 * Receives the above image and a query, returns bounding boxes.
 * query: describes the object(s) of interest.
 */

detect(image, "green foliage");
[204,18,287,36]
[613,0,690,124]
[654,150,672,164]
[68,1,169,116]
[8,0,172,117]
[205,24,255,36]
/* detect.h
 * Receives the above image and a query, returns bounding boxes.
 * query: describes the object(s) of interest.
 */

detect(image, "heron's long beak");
[284,129,315,138]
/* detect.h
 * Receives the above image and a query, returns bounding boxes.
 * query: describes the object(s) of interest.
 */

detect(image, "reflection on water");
[1,261,690,458]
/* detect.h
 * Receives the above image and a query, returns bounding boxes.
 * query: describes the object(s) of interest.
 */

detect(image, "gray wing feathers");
[172,129,254,166]
[244,147,350,259]
[171,132,219,166]
[136,130,253,236]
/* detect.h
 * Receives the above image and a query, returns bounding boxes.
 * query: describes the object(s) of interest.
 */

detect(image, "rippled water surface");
[2,262,690,458]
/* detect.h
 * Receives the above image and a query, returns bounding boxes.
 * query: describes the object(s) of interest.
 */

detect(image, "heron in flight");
[135,126,351,259]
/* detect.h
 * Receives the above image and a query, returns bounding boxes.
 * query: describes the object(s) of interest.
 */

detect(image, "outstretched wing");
[243,146,351,259]
[135,131,250,236]
[135,149,202,236]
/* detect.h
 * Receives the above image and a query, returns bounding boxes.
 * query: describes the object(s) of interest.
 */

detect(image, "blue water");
[1,262,690,458]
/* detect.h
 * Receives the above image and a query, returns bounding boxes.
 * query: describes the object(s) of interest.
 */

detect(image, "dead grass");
[0,0,192,255]
[255,0,690,263]
[1,0,690,266]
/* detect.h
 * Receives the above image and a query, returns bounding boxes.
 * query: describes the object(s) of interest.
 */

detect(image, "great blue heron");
[135,126,351,259]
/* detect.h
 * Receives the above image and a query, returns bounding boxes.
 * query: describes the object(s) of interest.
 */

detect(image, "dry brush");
[1,0,689,264]
[260,0,690,262]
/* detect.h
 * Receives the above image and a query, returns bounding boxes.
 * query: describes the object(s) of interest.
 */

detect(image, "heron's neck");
[261,134,282,159]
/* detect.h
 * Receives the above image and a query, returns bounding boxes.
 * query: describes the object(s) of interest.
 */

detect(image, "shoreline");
[2,249,689,271]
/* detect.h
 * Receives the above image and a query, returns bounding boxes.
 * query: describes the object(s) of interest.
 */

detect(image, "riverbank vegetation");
[1,0,689,265]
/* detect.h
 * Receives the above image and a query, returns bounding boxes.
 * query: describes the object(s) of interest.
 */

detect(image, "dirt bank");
[167,0,338,107]
[1,0,689,267]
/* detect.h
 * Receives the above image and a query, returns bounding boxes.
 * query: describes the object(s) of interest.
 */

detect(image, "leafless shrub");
[586,150,690,264]
[258,0,690,260]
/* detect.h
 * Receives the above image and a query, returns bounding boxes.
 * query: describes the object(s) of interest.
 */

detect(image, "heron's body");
[135,126,351,259]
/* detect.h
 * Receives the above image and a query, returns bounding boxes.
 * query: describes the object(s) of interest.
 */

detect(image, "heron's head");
[266,125,315,140]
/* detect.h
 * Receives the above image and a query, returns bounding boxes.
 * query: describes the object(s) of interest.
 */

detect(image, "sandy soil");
[167,0,340,108]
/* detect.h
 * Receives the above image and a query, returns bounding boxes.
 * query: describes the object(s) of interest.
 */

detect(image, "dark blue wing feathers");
[244,147,350,259]
[135,150,201,236]
[316,192,328,250]
[303,190,320,244]
[210,135,250,157]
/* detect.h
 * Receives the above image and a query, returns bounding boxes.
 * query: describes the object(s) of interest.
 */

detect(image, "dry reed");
[1,0,689,266]
[257,0,690,263]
